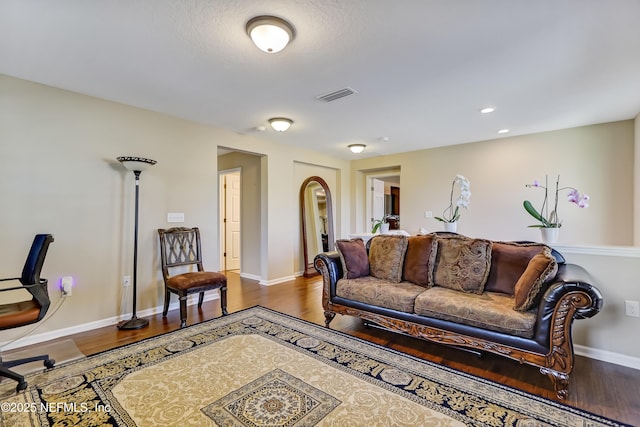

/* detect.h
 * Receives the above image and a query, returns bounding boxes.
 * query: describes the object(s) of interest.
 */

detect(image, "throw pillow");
[402,234,434,287]
[484,242,549,295]
[336,238,370,279]
[513,247,558,311]
[368,235,408,283]
[428,235,492,294]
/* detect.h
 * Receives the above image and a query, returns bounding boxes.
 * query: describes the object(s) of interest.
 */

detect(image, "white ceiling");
[2,0,640,159]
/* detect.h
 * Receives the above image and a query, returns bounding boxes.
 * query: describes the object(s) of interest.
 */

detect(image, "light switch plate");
[167,213,185,223]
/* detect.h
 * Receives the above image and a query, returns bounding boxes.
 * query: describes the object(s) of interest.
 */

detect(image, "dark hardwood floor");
[31,272,640,425]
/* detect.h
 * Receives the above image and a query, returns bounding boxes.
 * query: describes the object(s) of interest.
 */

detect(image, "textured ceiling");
[2,0,640,159]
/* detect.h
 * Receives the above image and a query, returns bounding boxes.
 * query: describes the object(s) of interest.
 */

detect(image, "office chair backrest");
[20,234,54,313]
[21,234,54,285]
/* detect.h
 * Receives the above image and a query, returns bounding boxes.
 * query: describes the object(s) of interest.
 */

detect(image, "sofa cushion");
[513,247,558,311]
[402,234,434,287]
[368,235,408,283]
[336,277,425,313]
[484,242,549,295]
[414,287,537,338]
[336,238,370,279]
[428,235,492,294]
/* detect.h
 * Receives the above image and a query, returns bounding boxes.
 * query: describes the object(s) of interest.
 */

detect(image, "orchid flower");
[524,175,589,228]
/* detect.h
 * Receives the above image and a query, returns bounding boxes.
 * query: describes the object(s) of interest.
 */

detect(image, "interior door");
[371,178,385,229]
[224,171,241,270]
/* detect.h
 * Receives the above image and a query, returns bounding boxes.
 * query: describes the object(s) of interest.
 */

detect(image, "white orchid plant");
[524,175,589,228]
[435,175,471,223]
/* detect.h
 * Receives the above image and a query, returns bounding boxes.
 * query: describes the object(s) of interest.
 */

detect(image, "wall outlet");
[123,275,131,287]
[424,210,433,218]
[625,300,640,317]
[61,276,73,296]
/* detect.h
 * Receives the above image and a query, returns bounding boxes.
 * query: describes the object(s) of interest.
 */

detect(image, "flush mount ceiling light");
[246,15,295,53]
[348,144,366,154]
[269,117,293,132]
[498,129,510,134]
[480,107,496,114]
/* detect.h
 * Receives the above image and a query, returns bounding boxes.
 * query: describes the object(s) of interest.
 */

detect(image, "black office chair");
[0,234,55,391]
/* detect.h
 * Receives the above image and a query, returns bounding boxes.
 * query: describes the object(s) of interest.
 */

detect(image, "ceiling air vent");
[316,87,358,102]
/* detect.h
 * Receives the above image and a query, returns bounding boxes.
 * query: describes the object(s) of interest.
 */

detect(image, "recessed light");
[480,107,496,114]
[497,129,510,134]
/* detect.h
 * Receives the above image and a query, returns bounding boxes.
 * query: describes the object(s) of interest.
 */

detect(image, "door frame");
[219,167,242,272]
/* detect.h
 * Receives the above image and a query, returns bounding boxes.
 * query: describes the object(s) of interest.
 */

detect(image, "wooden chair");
[0,234,55,391]
[157,227,227,327]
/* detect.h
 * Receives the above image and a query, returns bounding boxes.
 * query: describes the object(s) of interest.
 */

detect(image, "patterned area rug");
[0,307,630,426]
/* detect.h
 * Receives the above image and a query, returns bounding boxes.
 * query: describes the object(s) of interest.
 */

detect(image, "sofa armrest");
[543,263,603,318]
[314,251,343,299]
[534,263,604,347]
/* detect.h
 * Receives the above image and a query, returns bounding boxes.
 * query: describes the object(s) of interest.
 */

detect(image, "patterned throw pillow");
[368,235,408,283]
[428,236,492,294]
[336,238,370,279]
[513,246,558,311]
[402,234,434,287]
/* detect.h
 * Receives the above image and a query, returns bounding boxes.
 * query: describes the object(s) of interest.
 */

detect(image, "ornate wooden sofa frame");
[314,236,603,400]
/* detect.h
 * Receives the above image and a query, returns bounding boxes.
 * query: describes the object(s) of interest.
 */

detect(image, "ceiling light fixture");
[269,117,293,132]
[246,16,295,53]
[348,144,366,154]
[498,129,510,134]
[480,107,496,114]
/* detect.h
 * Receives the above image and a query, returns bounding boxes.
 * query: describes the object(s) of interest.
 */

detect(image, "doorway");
[220,169,241,271]
[365,170,401,232]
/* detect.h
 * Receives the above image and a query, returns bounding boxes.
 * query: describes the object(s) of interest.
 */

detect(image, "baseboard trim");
[574,344,640,370]
[258,275,297,286]
[239,272,261,282]
[0,293,220,351]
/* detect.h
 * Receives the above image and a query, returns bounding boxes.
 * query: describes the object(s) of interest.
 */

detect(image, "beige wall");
[352,121,634,246]
[0,74,350,342]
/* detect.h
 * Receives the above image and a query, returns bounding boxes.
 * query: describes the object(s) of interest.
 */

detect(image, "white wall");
[0,75,350,342]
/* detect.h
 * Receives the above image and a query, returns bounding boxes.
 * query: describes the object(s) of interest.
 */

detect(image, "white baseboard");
[259,275,297,286]
[574,344,640,370]
[239,272,261,281]
[0,293,220,351]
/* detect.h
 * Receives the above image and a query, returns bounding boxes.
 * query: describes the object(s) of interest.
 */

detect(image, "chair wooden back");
[157,227,205,280]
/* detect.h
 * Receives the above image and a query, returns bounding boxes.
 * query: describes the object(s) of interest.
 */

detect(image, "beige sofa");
[314,232,603,399]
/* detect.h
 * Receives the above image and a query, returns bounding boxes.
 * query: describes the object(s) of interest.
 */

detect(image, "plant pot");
[379,223,390,234]
[443,222,457,233]
[540,227,559,244]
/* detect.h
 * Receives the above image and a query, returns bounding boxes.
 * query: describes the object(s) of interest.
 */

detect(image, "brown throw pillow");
[368,235,408,283]
[485,242,549,295]
[428,236,492,294]
[402,234,434,287]
[336,238,369,279]
[513,247,558,311]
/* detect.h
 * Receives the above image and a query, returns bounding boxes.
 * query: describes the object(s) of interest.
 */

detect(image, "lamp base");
[117,316,149,330]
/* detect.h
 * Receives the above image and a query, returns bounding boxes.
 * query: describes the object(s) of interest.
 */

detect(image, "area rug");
[0,307,629,427]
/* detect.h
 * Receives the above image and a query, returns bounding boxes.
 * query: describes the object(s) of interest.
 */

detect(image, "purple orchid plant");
[524,175,589,228]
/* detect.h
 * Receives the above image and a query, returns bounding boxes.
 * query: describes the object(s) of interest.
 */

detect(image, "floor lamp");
[117,156,157,330]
